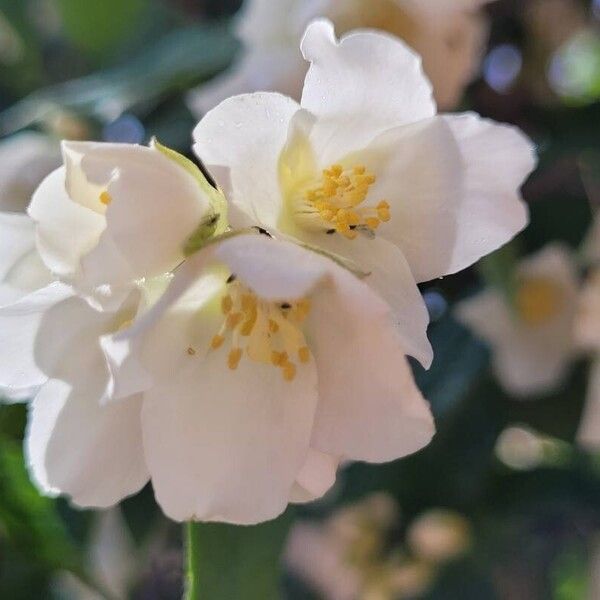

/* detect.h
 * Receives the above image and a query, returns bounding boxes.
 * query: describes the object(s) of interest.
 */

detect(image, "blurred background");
[1,0,600,598]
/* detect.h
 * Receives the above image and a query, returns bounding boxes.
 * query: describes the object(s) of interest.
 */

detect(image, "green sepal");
[152,137,229,255]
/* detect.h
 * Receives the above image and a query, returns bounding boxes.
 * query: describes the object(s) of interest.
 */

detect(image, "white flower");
[0,140,216,403]
[102,233,434,524]
[0,131,60,213]
[193,20,536,367]
[28,140,217,292]
[406,509,471,564]
[456,244,579,397]
[574,269,600,449]
[189,0,493,114]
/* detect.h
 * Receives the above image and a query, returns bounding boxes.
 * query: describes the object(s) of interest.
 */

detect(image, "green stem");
[185,522,202,600]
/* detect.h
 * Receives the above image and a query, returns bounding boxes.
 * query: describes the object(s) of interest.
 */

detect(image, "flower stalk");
[185,522,202,600]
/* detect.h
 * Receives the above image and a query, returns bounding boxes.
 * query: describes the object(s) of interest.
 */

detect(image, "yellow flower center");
[99,191,112,206]
[205,276,312,381]
[295,163,391,240]
[515,277,564,326]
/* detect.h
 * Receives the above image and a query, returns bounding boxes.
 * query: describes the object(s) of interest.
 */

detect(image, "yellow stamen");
[298,347,310,363]
[209,278,312,382]
[211,334,225,349]
[187,347,196,356]
[99,191,112,206]
[282,361,297,382]
[221,295,233,314]
[228,348,243,370]
[516,278,564,326]
[298,163,391,239]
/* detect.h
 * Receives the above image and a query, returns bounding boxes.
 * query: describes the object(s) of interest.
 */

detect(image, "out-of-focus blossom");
[115,235,434,523]
[406,509,471,564]
[194,20,536,370]
[495,424,571,470]
[188,0,493,114]
[456,244,579,397]
[52,508,137,600]
[575,269,600,449]
[522,0,598,105]
[286,494,447,599]
[0,132,60,213]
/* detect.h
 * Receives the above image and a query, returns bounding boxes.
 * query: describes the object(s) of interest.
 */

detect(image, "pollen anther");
[99,191,112,206]
[297,164,390,239]
[209,277,313,382]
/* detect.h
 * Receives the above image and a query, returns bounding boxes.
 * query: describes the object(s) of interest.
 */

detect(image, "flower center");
[294,164,390,240]
[515,277,564,326]
[206,276,312,381]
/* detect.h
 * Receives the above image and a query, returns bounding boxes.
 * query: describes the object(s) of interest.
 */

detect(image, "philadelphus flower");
[0,139,217,401]
[456,244,579,397]
[189,0,493,114]
[0,139,224,503]
[194,20,536,367]
[117,234,434,523]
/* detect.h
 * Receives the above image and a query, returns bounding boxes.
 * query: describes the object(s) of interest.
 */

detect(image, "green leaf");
[185,510,294,600]
[0,438,80,571]
[0,23,239,135]
[55,0,146,58]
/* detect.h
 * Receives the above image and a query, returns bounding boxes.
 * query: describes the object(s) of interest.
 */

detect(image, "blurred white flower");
[194,20,536,368]
[189,0,493,114]
[495,424,570,469]
[111,234,434,524]
[0,132,60,213]
[52,508,137,600]
[287,493,435,600]
[456,244,579,397]
[406,509,471,564]
[575,270,600,449]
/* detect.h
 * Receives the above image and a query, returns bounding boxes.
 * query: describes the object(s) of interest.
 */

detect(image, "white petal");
[306,263,435,462]
[64,142,212,288]
[193,92,300,229]
[290,448,339,503]
[188,48,307,116]
[212,234,332,300]
[0,212,52,306]
[0,132,60,213]
[26,379,148,507]
[300,19,435,163]
[301,233,432,367]
[0,283,72,399]
[100,333,152,402]
[142,340,319,524]
[438,113,535,278]
[578,360,600,450]
[28,168,105,278]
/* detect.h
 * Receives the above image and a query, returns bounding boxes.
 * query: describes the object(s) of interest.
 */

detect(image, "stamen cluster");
[303,164,391,239]
[207,276,312,381]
